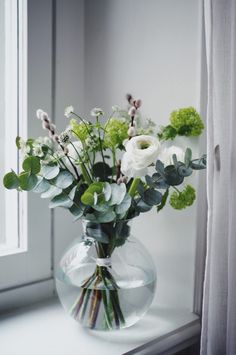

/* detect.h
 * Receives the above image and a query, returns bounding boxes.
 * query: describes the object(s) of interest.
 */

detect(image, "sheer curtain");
[201,0,236,354]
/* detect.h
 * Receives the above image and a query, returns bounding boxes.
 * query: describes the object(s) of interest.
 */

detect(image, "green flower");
[70,119,91,141]
[169,185,196,210]
[170,107,204,137]
[104,118,128,148]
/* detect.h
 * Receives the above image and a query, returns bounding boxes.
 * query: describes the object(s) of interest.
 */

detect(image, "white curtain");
[201,0,236,354]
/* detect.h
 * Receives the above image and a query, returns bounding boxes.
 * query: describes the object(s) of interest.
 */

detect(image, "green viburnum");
[70,119,91,141]
[169,185,196,210]
[104,118,128,148]
[170,107,204,137]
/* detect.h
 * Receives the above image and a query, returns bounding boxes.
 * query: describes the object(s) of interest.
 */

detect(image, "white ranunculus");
[121,135,161,178]
[158,146,185,166]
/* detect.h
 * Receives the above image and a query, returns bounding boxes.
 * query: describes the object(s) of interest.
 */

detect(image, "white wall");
[54,0,203,310]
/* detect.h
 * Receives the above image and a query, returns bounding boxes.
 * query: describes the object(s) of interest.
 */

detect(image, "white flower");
[121,135,161,178]
[33,145,44,157]
[158,146,185,166]
[90,107,104,117]
[58,128,72,146]
[64,105,74,118]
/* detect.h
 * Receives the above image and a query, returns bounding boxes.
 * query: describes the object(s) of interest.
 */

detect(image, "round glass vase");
[56,219,157,330]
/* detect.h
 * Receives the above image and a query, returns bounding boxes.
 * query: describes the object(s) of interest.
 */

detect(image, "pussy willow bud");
[126,93,133,104]
[53,134,59,143]
[127,126,136,137]
[134,99,142,108]
[128,106,136,116]
[41,112,50,122]
[36,109,44,119]
[42,121,51,130]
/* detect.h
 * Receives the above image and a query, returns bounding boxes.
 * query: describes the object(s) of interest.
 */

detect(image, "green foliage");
[53,171,74,189]
[170,107,204,137]
[157,188,169,212]
[92,162,112,180]
[41,165,60,180]
[158,125,177,140]
[18,172,38,191]
[104,118,128,148]
[169,185,196,210]
[3,171,19,189]
[22,156,41,174]
[70,119,91,141]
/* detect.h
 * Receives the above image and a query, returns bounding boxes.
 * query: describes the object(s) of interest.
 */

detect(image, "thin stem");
[96,117,106,180]
[71,112,94,140]
[70,141,93,184]
[128,177,140,198]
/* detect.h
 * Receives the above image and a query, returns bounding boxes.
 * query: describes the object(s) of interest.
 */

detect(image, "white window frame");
[0,0,54,309]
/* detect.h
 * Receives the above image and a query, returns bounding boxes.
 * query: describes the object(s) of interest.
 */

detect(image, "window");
[0,0,27,255]
[0,0,53,306]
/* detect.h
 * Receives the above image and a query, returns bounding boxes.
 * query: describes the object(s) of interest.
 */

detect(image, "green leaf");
[109,183,126,206]
[92,162,112,180]
[54,170,74,189]
[3,171,19,189]
[177,164,192,177]
[115,194,131,214]
[22,156,41,174]
[143,188,162,206]
[164,165,184,186]
[19,172,38,191]
[134,199,152,212]
[41,165,60,180]
[155,160,165,175]
[33,177,50,193]
[16,136,21,149]
[49,193,73,209]
[103,182,112,202]
[81,192,95,205]
[41,185,62,199]
[69,203,84,219]
[157,188,169,212]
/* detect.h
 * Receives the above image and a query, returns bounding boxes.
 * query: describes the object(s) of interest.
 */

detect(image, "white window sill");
[0,297,200,355]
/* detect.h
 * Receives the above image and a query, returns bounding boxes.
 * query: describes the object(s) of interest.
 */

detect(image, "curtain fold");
[201,0,236,354]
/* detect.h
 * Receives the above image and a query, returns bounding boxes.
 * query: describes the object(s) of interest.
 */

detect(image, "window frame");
[0,0,54,308]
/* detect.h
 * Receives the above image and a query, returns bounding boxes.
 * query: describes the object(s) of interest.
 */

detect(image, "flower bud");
[134,99,142,108]
[53,134,59,143]
[36,109,44,119]
[41,112,50,122]
[128,106,136,116]
[126,93,133,104]
[127,126,136,137]
[42,121,51,130]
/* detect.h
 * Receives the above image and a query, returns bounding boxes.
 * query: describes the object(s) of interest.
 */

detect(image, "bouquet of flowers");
[3,94,206,329]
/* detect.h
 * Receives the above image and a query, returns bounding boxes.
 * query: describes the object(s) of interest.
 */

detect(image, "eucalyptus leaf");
[41,185,62,199]
[33,177,50,193]
[155,160,165,174]
[135,199,153,212]
[115,194,131,214]
[22,156,41,174]
[143,188,162,206]
[92,162,112,180]
[41,165,60,180]
[177,164,193,177]
[54,170,74,189]
[164,165,184,186]
[3,171,19,189]
[103,182,112,202]
[109,183,126,206]
[49,193,73,209]
[19,172,38,191]
[86,226,109,243]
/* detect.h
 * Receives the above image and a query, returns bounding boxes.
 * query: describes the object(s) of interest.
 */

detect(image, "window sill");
[0,297,200,355]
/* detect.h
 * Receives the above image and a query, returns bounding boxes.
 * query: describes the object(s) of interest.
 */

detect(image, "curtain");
[201,0,236,354]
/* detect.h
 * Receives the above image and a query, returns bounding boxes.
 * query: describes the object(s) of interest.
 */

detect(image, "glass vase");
[56,219,157,330]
